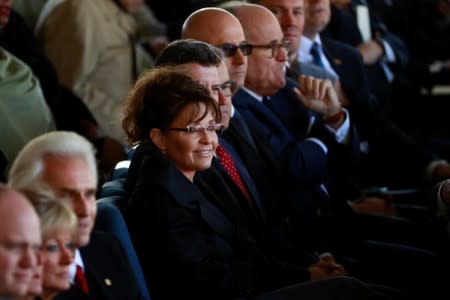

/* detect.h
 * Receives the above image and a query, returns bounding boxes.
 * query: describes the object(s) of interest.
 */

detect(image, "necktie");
[310,42,324,68]
[262,96,273,110]
[75,265,89,294]
[216,145,253,207]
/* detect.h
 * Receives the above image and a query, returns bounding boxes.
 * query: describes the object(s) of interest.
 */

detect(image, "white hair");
[8,131,97,189]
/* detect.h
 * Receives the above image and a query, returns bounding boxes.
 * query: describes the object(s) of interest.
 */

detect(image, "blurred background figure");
[35,0,156,181]
[0,47,55,178]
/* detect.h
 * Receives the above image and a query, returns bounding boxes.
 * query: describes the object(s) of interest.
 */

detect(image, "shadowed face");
[257,0,305,61]
[182,9,248,89]
[41,155,97,247]
[217,62,233,129]
[0,0,12,29]
[240,6,289,95]
[303,0,331,38]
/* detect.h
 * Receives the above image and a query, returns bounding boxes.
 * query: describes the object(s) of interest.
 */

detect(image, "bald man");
[182,7,248,91]
[182,9,306,238]
[229,2,360,222]
[0,185,41,299]
[246,0,335,81]
[182,4,359,250]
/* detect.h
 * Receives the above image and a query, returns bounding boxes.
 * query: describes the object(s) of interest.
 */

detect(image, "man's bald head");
[182,7,248,89]
[233,3,288,95]
[182,7,242,43]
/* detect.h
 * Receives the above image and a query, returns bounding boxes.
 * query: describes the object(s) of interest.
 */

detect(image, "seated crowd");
[1,0,449,299]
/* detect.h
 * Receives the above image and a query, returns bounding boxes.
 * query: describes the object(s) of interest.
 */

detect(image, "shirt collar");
[241,86,265,103]
[299,35,322,62]
[69,248,84,283]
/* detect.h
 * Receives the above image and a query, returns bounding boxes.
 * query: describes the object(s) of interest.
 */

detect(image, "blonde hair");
[20,185,77,240]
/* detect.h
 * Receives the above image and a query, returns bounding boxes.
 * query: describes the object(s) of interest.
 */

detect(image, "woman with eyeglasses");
[122,66,382,300]
[19,186,77,300]
[122,66,228,299]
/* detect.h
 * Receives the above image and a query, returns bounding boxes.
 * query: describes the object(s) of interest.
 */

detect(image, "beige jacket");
[37,0,153,143]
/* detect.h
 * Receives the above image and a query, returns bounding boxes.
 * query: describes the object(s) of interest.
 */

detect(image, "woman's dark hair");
[123,66,221,146]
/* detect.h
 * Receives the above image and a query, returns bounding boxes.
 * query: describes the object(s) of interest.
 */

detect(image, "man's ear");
[150,128,167,152]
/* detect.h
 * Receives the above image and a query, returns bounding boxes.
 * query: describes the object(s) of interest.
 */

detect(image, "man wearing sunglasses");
[182,0,357,260]
[182,8,249,93]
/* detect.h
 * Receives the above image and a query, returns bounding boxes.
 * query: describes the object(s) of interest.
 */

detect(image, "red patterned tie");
[75,265,89,294]
[216,145,253,207]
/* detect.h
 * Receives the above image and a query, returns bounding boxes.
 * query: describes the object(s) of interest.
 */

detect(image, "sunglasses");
[216,42,253,57]
[217,40,290,58]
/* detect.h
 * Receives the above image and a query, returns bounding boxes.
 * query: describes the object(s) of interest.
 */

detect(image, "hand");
[439,180,450,206]
[308,254,347,281]
[348,196,397,216]
[293,75,342,118]
[357,40,384,65]
[433,163,450,182]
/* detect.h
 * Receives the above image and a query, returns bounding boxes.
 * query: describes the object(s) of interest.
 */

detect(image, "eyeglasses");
[249,40,290,58]
[212,80,236,97]
[167,123,225,134]
[217,42,253,57]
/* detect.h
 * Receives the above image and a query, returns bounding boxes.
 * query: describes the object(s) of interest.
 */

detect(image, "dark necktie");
[262,96,274,111]
[216,145,253,207]
[310,42,325,68]
[75,265,89,294]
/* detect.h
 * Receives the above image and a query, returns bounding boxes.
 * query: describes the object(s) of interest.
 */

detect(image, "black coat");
[126,144,311,299]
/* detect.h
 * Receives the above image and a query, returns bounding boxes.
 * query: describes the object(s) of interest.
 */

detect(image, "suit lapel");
[79,236,112,299]
[160,161,236,243]
[228,111,257,150]
[218,139,266,221]
[234,88,287,136]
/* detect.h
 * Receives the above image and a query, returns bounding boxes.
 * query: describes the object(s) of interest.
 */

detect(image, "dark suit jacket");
[222,114,289,229]
[126,143,311,299]
[268,77,362,200]
[323,3,410,111]
[320,35,438,189]
[54,231,143,300]
[232,87,328,186]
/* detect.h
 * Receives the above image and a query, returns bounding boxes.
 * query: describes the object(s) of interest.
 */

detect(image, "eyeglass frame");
[166,123,225,135]
[248,39,290,58]
[211,80,236,98]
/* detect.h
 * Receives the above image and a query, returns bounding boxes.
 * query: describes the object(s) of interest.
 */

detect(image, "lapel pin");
[104,278,112,286]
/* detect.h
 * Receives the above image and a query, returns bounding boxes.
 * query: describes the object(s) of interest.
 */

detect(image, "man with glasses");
[181,9,294,234]
[224,2,372,254]
[181,2,363,273]
[182,7,249,92]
